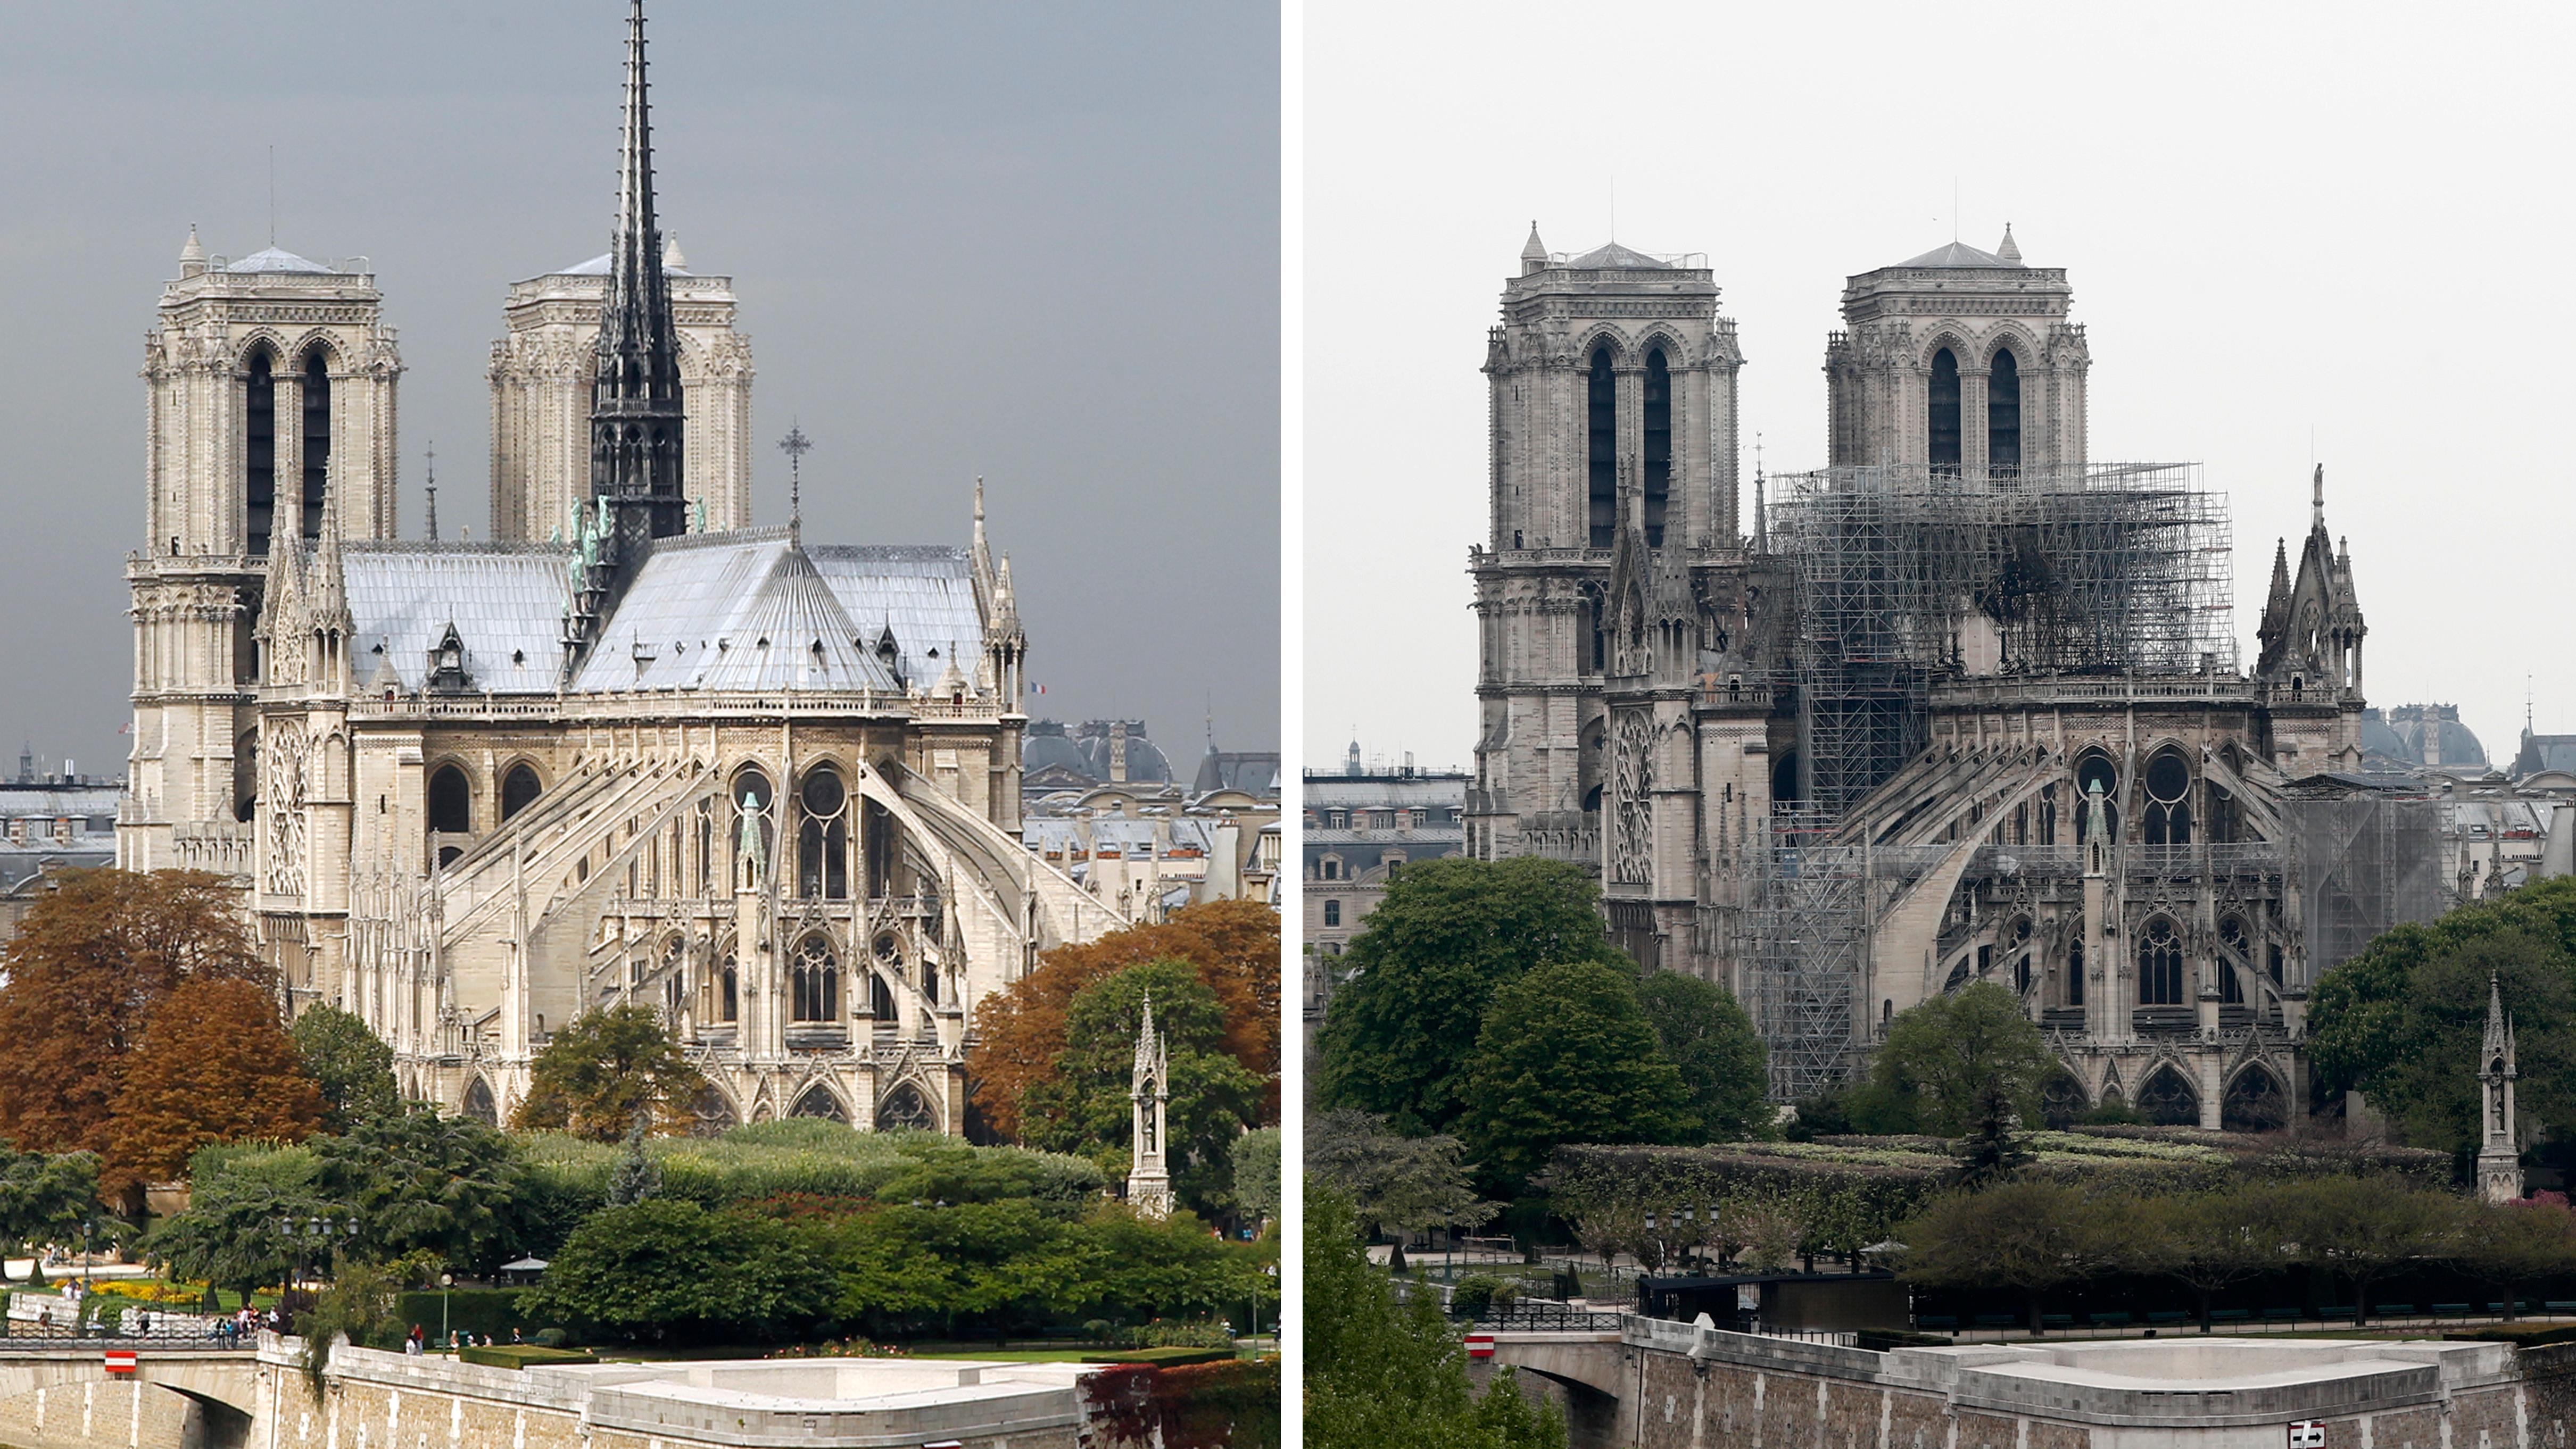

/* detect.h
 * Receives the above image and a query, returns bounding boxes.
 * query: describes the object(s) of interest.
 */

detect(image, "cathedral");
[116,3,1124,1135]
[1468,226,2392,1130]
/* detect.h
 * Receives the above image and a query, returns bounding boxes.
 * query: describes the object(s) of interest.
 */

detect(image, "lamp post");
[441,1273,453,1351]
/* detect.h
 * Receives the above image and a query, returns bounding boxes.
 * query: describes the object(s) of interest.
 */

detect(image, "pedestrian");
[408,1323,425,1355]
[511,1327,523,1344]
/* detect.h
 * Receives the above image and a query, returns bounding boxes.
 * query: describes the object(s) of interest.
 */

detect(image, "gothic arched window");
[2143,750,2192,846]
[791,937,839,1022]
[1587,346,1617,547]
[1928,347,1962,475]
[427,764,471,835]
[719,951,739,1022]
[501,763,543,822]
[732,768,773,888]
[2074,754,2120,843]
[245,349,278,556]
[2138,918,2185,1005]
[865,967,894,1020]
[1987,347,2020,477]
[301,349,331,540]
[1642,348,1672,546]
[796,764,850,900]
[2068,937,2085,1006]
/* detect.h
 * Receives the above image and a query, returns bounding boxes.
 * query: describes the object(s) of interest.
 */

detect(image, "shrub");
[1085,1346,1236,1367]
[394,1289,527,1343]
[1448,1274,1516,1318]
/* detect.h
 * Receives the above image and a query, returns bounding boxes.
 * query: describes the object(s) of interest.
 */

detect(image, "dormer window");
[427,622,470,692]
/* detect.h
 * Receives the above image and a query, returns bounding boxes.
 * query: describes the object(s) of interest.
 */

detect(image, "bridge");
[1476,1330,1632,1446]
[0,1343,261,1449]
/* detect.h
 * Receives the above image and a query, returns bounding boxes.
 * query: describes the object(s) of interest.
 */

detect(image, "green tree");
[1317,857,1628,1137]
[1869,984,2058,1137]
[2273,1176,2458,1327]
[1017,959,1263,1213]
[2454,1195,2576,1320]
[1306,1110,1495,1254]
[146,1144,334,1303]
[289,1004,401,1132]
[511,1005,711,1141]
[299,1259,400,1395]
[313,1104,521,1270]
[1305,1182,1564,1449]
[1952,1081,2035,1188]
[2312,923,2576,1156]
[827,1197,1084,1338]
[2130,1187,2293,1333]
[0,1148,101,1281]
[1635,971,1772,1142]
[525,1198,833,1344]
[1231,1126,1281,1229]
[1464,960,1696,1184]
[1899,1180,2132,1334]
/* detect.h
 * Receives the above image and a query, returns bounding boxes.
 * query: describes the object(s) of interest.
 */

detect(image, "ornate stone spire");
[1125,992,1173,1219]
[1520,220,1548,274]
[573,0,688,661]
[2478,972,2524,1203]
[1995,222,2022,264]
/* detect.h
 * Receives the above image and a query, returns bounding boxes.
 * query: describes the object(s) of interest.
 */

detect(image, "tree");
[0,1148,101,1281]
[1898,1180,2132,1334]
[313,1104,521,1270]
[1462,960,1695,1184]
[2312,921,2576,1156]
[1305,1182,1564,1449]
[2273,1176,2457,1327]
[973,901,1280,1140]
[606,1113,663,1206]
[525,1198,834,1344]
[510,1005,711,1140]
[1869,983,2059,1137]
[0,869,269,1159]
[1635,972,1772,1142]
[1317,857,1629,1137]
[2131,1187,2293,1333]
[1016,959,1264,1213]
[1231,1126,1281,1229]
[1307,1110,1496,1248]
[105,976,325,1188]
[300,1259,401,1394]
[2451,1195,2576,1321]
[289,1004,401,1132]
[1951,1081,2035,1188]
[147,1143,335,1303]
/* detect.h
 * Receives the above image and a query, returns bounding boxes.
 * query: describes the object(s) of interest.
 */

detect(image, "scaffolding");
[2284,792,2447,982]
[1768,463,2237,818]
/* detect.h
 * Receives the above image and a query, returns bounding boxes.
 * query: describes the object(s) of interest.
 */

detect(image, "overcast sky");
[0,2,1277,780]
[1305,1,2575,773]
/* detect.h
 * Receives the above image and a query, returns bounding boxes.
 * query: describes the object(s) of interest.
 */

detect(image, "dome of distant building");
[2385,703,2487,770]
[1022,720,1088,777]
[1075,720,1171,785]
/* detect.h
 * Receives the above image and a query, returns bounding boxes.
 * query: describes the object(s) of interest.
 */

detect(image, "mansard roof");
[575,534,898,693]
[346,545,571,693]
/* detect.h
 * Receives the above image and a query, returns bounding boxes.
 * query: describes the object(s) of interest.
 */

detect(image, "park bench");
[2146,1311,2188,1325]
[2547,1301,2576,1314]
[2431,1303,2471,1317]
[1916,1315,1957,1330]
[1973,1314,2016,1329]
[2088,1312,2131,1327]
[2208,1309,2251,1323]
[2261,1308,2300,1321]
[2374,1304,2416,1318]
[2040,1315,2073,1329]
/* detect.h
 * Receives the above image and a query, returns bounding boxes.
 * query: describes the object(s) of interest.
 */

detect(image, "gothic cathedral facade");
[118,3,1123,1136]
[1470,227,2374,1130]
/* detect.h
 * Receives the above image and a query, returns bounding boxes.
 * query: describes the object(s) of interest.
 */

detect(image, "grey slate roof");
[1892,240,2019,269]
[342,532,985,697]
[1566,241,1672,269]
[572,534,898,693]
[225,247,337,274]
[346,544,572,693]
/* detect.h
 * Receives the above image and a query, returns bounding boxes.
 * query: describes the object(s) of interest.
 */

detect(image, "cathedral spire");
[573,0,689,662]
[2311,463,2325,535]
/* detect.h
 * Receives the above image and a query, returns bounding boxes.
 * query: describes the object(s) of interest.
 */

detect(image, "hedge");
[459,1344,598,1370]
[1084,1347,1237,1367]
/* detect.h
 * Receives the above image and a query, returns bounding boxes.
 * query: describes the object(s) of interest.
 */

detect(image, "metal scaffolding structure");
[1737,812,1949,1102]
[2284,792,2447,982]
[1768,463,2236,819]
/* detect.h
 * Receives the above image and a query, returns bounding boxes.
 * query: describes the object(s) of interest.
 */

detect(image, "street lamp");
[441,1273,454,1350]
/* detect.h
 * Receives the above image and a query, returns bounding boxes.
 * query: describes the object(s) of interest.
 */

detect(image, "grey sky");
[0,1,1278,780]
[1306,0,2575,772]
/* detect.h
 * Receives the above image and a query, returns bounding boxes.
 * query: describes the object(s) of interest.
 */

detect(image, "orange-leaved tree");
[106,976,325,1187]
[0,869,270,1159]
[972,898,1280,1140]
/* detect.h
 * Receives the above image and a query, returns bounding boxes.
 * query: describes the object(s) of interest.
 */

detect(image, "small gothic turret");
[1125,993,1174,1219]
[2478,973,2524,1204]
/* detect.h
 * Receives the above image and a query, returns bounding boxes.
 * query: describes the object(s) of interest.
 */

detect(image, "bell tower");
[123,230,400,873]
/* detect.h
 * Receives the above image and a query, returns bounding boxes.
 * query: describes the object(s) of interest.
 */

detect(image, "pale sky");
[1304,0,2576,773]
[0,2,1278,779]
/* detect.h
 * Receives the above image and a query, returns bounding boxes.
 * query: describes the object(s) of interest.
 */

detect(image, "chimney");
[1110,722,1129,784]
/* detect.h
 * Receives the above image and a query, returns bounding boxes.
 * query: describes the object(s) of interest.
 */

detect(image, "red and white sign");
[1464,1334,1495,1360]
[2288,1421,2326,1448]
[102,1351,136,1376]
